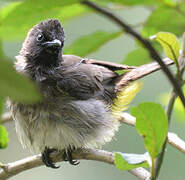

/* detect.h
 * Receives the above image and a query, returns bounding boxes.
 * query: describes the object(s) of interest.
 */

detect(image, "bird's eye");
[37,33,44,42]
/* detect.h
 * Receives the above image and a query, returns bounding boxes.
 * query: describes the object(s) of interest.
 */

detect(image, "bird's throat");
[31,50,63,68]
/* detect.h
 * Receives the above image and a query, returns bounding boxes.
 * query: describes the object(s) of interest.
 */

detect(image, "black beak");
[43,39,62,49]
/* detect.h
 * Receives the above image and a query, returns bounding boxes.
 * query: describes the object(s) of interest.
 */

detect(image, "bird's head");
[20,19,65,67]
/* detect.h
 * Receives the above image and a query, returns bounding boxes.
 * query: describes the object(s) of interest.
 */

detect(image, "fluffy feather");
[111,82,143,118]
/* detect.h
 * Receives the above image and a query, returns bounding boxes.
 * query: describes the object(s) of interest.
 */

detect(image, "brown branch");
[0,149,150,180]
[81,0,185,108]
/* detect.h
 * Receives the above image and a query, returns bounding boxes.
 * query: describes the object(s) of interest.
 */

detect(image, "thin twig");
[153,90,177,178]
[81,0,185,108]
[0,149,150,180]
[167,132,185,154]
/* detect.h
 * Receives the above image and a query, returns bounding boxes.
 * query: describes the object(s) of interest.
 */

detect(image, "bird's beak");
[43,39,62,48]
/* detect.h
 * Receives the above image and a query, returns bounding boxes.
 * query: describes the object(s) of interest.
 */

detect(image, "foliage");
[131,103,168,157]
[142,5,185,38]
[128,103,167,178]
[0,58,41,103]
[64,31,122,57]
[92,0,175,6]
[151,32,180,67]
[123,47,150,66]
[0,97,8,149]
[0,1,87,40]
[0,125,8,149]
[115,152,149,170]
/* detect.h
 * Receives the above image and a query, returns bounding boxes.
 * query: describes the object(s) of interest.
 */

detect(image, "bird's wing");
[57,55,118,101]
[61,55,174,101]
[84,56,174,90]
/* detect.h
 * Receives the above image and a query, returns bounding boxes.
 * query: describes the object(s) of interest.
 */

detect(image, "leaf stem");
[154,90,177,178]
[151,158,155,180]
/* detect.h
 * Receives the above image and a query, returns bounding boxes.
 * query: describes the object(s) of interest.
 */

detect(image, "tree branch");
[81,0,185,108]
[1,113,185,180]
[0,149,150,180]
[119,113,185,155]
[2,112,185,155]
[167,132,185,154]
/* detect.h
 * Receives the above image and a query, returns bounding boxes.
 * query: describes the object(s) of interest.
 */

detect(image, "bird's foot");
[42,147,60,169]
[63,147,80,165]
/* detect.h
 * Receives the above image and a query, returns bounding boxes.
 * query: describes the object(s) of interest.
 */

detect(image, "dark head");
[20,19,65,67]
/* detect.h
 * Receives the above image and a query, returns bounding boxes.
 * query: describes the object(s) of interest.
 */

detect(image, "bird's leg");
[42,147,60,169]
[63,147,80,165]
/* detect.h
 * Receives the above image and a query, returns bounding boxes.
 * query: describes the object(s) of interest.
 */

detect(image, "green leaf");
[92,0,168,6]
[0,0,87,40]
[142,5,185,37]
[64,31,122,57]
[0,125,8,149]
[131,102,168,159]
[123,48,150,66]
[115,152,149,170]
[151,32,180,66]
[0,58,41,103]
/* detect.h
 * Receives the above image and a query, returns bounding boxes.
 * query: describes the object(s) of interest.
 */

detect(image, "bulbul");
[9,19,173,168]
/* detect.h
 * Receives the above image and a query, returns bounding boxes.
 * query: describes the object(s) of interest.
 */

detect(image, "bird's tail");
[115,58,173,89]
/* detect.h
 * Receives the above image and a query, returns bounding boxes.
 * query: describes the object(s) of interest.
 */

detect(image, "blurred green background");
[0,2,185,180]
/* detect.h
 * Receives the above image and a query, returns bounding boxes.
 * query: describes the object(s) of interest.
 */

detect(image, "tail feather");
[115,58,173,89]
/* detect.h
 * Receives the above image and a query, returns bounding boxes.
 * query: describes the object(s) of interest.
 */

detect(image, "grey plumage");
[9,19,173,165]
[9,19,120,154]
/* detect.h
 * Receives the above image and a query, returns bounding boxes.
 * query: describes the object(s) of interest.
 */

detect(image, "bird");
[9,19,173,168]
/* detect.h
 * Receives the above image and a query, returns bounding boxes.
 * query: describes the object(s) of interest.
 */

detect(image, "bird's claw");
[42,147,60,169]
[63,148,80,166]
